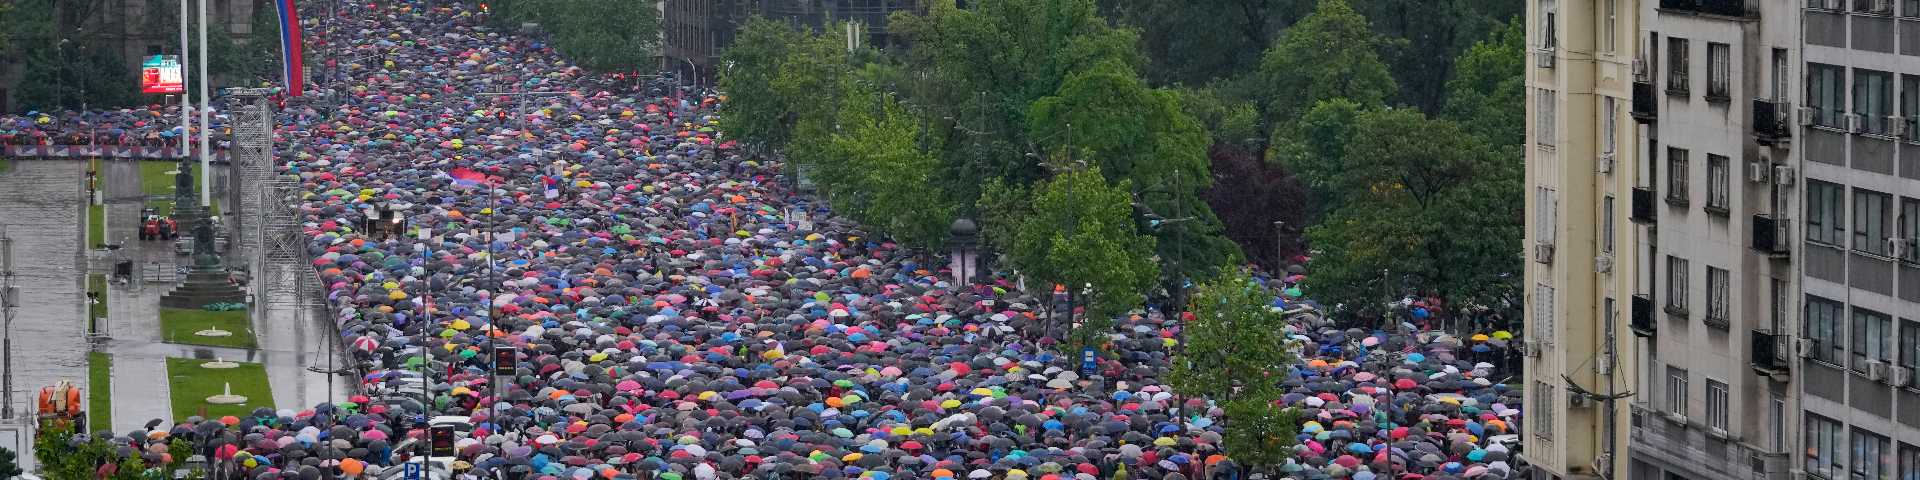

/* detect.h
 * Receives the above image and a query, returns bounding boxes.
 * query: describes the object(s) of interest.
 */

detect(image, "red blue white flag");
[274,0,305,96]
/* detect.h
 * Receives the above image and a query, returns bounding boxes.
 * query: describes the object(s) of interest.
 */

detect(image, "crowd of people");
[6,2,1525,479]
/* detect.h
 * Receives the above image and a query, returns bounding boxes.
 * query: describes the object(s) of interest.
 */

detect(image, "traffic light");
[430,424,456,457]
[493,346,517,376]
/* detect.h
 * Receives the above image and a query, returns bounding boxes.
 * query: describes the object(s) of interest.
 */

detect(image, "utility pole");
[1,225,16,419]
[197,0,213,208]
[179,0,193,159]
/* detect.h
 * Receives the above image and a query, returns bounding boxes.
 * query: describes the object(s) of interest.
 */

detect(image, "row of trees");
[479,0,660,73]
[2,0,283,113]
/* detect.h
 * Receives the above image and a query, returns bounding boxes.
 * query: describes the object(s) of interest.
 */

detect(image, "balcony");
[1698,0,1751,15]
[1631,294,1656,337]
[1751,214,1791,258]
[1632,80,1658,123]
[1631,187,1657,224]
[1752,99,1791,145]
[1659,0,1700,8]
[1752,329,1790,375]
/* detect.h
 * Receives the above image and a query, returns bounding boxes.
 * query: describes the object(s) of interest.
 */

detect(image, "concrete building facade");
[1622,0,1804,478]
[1523,0,1642,476]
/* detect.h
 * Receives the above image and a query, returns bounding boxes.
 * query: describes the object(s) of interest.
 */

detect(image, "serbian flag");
[449,167,489,189]
[274,0,305,96]
[541,175,560,199]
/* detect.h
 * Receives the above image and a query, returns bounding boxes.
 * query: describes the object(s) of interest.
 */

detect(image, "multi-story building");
[1621,0,1803,478]
[1523,0,1642,477]
[1793,0,1920,477]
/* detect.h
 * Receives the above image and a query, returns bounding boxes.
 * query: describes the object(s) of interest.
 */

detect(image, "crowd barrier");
[2,145,231,161]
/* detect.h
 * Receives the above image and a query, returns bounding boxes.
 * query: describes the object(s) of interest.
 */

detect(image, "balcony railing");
[1752,329,1790,374]
[1698,0,1750,15]
[1752,214,1791,257]
[1632,80,1658,122]
[1631,187,1657,224]
[1660,0,1701,8]
[1752,99,1791,144]
[1631,294,1656,337]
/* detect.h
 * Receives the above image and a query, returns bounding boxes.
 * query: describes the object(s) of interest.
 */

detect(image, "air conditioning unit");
[1798,338,1820,358]
[1847,113,1864,133]
[1890,237,1911,259]
[1870,360,1888,381]
[1595,255,1614,273]
[1569,392,1590,408]
[1774,165,1798,186]
[1536,49,1557,68]
[1747,161,1771,183]
[1893,367,1913,388]
[1598,152,1616,174]
[1891,116,1909,137]
[1535,242,1556,264]
[1798,106,1818,126]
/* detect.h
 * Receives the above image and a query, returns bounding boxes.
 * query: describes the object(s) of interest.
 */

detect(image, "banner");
[141,55,185,94]
[275,0,305,96]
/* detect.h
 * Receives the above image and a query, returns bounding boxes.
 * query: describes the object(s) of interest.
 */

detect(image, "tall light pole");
[197,0,213,209]
[179,0,192,156]
[1,225,15,419]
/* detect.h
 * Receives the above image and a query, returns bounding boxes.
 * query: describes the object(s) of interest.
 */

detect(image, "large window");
[1707,154,1730,211]
[1774,48,1791,101]
[1603,195,1616,254]
[1537,89,1556,146]
[1807,414,1845,479]
[1604,0,1617,52]
[1902,321,1920,387]
[1537,186,1559,244]
[1536,283,1556,346]
[1706,267,1729,327]
[1706,379,1729,431]
[1667,366,1689,415]
[1603,97,1618,155]
[1811,63,1847,129]
[1900,197,1919,262]
[1808,295,1846,364]
[1667,256,1690,314]
[1855,308,1893,372]
[1856,188,1892,256]
[1903,75,1919,138]
[1707,42,1731,100]
[1810,181,1848,246]
[1901,445,1920,480]
[1858,69,1894,135]
[1668,37,1691,95]
[1668,147,1690,205]
[1854,430,1891,480]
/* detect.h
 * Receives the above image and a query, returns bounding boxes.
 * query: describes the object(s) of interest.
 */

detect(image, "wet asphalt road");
[0,160,90,417]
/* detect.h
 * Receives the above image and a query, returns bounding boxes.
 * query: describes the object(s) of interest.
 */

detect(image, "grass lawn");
[166,357,273,422]
[88,204,105,246]
[138,160,218,217]
[159,308,256,349]
[88,352,111,429]
[87,274,107,326]
[0,158,10,173]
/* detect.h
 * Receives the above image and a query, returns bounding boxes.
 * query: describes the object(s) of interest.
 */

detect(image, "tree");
[1097,0,1313,87]
[818,83,959,248]
[1200,145,1310,273]
[992,167,1158,340]
[1354,0,1521,112]
[1270,98,1365,213]
[485,0,659,72]
[1443,16,1525,148]
[1299,108,1521,318]
[1257,0,1396,123]
[1170,272,1299,471]
[0,446,21,479]
[718,18,804,150]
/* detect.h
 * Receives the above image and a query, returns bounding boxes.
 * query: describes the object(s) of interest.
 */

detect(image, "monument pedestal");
[161,270,246,309]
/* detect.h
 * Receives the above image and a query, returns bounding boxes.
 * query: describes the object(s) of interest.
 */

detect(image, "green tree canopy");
[1170,272,1300,470]
[818,83,958,248]
[1096,0,1311,87]
[1443,16,1526,148]
[992,166,1159,326]
[717,18,804,150]
[486,0,660,72]
[1258,0,1396,122]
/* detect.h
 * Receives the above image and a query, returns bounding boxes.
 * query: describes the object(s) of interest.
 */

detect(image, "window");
[1903,75,1920,138]
[1774,278,1789,331]
[1806,414,1844,479]
[1667,147,1690,205]
[1900,445,1920,480]
[1856,308,1894,372]
[1707,42,1731,100]
[1668,37,1691,94]
[1541,4,1558,49]
[1771,395,1787,452]
[1537,186,1559,244]
[1666,366,1689,415]
[1774,48,1791,101]
[1902,321,1920,387]
[1603,195,1616,253]
[1533,381,1555,439]
[1810,181,1848,245]
[1855,188,1892,256]
[1853,430,1891,480]
[1706,267,1729,327]
[1811,63,1848,128]
[1536,283,1556,346]
[1537,89,1557,146]
[1901,197,1919,262]
[1707,154,1730,211]
[1604,0,1617,52]
[1705,379,1728,431]
[1667,256,1690,314]
[1603,97,1618,155]
[1906,0,1920,17]
[1857,69,1894,134]
[1808,295,1846,364]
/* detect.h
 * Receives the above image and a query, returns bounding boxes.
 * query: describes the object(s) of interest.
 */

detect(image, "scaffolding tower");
[226,88,277,253]
[257,177,308,308]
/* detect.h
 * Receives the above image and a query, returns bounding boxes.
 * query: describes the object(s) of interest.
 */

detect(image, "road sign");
[1080,347,1096,377]
[404,462,422,480]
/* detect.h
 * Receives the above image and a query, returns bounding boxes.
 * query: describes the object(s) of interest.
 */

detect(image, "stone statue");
[174,157,194,197]
[192,216,219,269]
